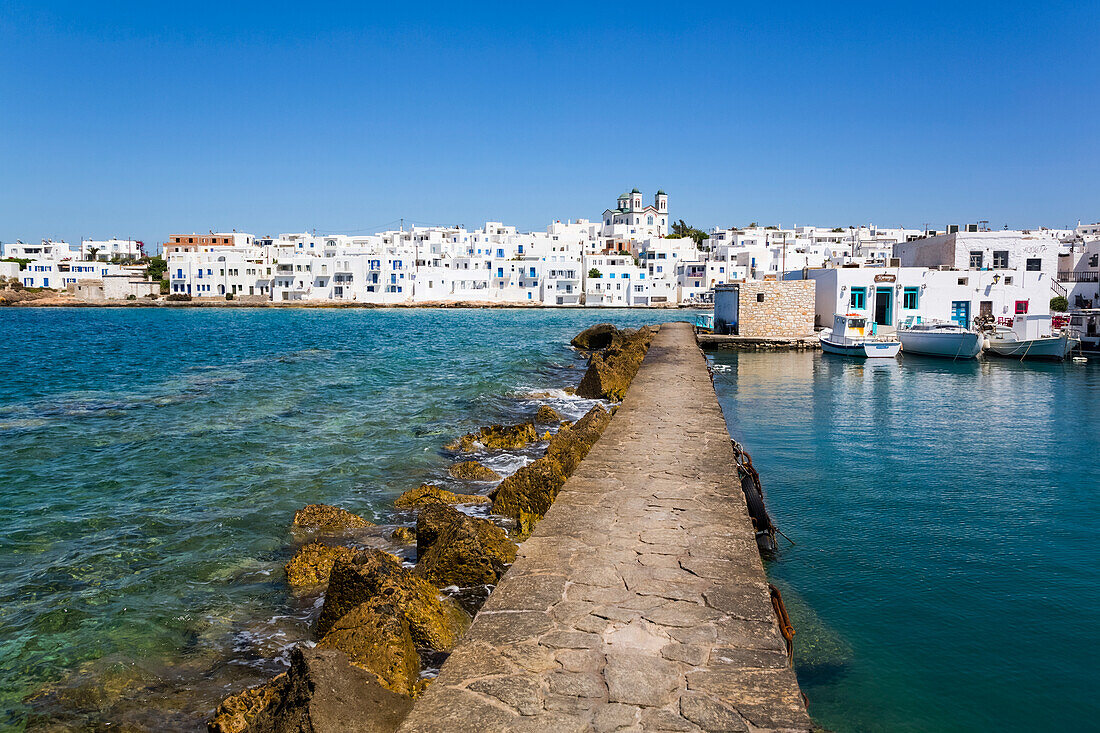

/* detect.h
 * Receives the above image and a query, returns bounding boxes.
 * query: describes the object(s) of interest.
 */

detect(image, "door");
[980,301,993,318]
[874,287,893,326]
[951,301,970,327]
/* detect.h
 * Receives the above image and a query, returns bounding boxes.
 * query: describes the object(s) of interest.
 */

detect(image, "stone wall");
[736,281,815,337]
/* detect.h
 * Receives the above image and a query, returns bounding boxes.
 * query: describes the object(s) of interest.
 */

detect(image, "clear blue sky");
[1,1,1097,250]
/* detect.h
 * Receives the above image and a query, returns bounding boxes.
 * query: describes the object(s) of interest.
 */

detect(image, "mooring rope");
[769,583,795,665]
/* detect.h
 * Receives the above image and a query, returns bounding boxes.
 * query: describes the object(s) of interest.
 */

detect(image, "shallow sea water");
[0,308,690,730]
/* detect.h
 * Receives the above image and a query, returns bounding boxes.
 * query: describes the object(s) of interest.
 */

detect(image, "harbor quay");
[397,323,811,732]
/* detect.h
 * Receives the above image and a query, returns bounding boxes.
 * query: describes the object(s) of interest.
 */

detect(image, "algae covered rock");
[317,549,468,651]
[447,460,501,482]
[390,526,416,544]
[207,673,288,733]
[534,405,564,424]
[414,502,459,555]
[208,646,412,733]
[576,326,656,401]
[571,323,621,350]
[317,600,421,697]
[393,483,490,509]
[489,404,612,536]
[292,504,372,531]
[544,404,610,476]
[489,457,567,537]
[444,423,539,452]
[285,543,358,588]
[413,504,517,587]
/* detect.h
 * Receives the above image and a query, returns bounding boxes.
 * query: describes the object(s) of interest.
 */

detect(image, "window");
[993,251,1009,269]
[1015,300,1029,314]
[903,287,919,309]
[1025,258,1041,271]
[757,293,765,303]
[850,287,866,309]
[1090,254,1098,268]
[958,277,968,286]
[969,251,983,268]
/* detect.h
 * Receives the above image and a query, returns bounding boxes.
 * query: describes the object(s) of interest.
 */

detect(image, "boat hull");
[986,335,1079,360]
[820,338,901,358]
[898,330,983,359]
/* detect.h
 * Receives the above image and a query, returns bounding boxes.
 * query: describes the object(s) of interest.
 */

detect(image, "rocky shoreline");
[207,324,656,733]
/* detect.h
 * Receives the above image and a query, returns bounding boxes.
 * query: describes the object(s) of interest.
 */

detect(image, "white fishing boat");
[897,320,983,359]
[819,313,901,358]
[984,315,1080,361]
[1067,309,1100,354]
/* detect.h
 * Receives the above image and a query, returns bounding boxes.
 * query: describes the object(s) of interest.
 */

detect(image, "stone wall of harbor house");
[737,280,815,337]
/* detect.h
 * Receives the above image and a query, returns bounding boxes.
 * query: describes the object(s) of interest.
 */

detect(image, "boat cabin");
[1004,314,1055,340]
[1068,309,1100,352]
[832,313,868,343]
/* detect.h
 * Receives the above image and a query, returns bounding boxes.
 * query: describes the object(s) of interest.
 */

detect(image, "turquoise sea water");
[708,350,1100,732]
[1,309,1096,731]
[0,308,690,730]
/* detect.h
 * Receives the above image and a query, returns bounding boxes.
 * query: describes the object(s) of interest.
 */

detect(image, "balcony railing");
[1059,271,1100,282]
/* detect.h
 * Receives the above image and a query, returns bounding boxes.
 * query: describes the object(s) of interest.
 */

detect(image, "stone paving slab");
[398,322,812,733]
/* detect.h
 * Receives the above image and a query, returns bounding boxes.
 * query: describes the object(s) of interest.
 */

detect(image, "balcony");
[1059,271,1099,283]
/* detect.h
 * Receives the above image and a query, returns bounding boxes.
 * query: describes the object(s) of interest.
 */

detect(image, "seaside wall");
[715,281,815,337]
[397,322,812,732]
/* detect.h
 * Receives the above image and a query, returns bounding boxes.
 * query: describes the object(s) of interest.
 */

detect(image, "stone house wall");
[736,281,815,337]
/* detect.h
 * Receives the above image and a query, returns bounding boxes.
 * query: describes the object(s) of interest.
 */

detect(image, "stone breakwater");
[207,324,658,732]
[397,323,811,732]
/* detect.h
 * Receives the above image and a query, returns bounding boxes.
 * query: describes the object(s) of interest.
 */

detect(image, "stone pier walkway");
[398,323,812,732]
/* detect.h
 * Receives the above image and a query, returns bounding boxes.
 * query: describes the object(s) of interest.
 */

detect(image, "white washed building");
[80,238,143,261]
[804,266,1050,330]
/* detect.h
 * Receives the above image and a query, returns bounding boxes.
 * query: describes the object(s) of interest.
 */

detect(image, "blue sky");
[1,1,1097,249]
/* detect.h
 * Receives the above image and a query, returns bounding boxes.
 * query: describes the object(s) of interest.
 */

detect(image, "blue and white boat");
[898,320,983,359]
[820,313,901,358]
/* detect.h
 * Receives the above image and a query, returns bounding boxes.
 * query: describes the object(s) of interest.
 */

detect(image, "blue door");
[874,287,893,326]
[951,301,970,327]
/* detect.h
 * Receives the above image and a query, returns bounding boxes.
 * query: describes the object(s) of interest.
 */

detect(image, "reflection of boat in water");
[820,314,901,358]
[898,321,983,359]
[983,315,1080,361]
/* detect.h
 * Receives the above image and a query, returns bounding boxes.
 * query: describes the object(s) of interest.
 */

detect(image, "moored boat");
[983,315,1080,361]
[897,321,983,359]
[820,313,901,358]
[1067,309,1100,354]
